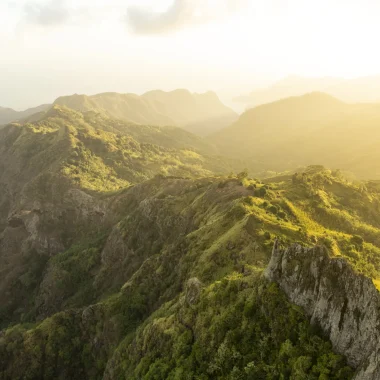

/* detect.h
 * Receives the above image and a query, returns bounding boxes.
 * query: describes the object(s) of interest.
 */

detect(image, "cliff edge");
[265,241,380,380]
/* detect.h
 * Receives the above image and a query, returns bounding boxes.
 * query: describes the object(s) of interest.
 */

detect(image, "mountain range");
[1,88,380,379]
[211,92,380,179]
[1,89,238,137]
[235,75,380,109]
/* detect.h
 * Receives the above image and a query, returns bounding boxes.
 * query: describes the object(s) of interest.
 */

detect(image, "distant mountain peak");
[52,90,237,136]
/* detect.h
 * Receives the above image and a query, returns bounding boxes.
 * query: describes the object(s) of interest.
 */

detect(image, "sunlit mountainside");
[1,89,237,137]
[211,92,380,179]
[51,89,237,136]
[1,92,380,378]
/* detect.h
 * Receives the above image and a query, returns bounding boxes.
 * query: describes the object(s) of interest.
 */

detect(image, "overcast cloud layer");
[126,0,248,35]
[12,0,247,31]
[126,0,193,35]
[24,0,70,26]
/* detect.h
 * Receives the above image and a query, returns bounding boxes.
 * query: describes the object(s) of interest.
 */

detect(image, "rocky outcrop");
[185,277,203,305]
[265,241,380,379]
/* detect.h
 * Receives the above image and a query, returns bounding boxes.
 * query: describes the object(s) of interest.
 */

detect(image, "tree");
[237,170,248,181]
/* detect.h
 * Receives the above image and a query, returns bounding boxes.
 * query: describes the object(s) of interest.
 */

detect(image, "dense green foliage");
[0,272,353,380]
[1,168,368,379]
[1,106,242,193]
[1,105,379,379]
[111,273,352,380]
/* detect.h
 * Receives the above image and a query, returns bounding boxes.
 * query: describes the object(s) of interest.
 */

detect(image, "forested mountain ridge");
[0,170,357,379]
[1,111,380,379]
[0,105,248,325]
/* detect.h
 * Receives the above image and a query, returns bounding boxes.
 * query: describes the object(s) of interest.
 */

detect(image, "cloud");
[126,0,248,35]
[23,0,71,26]
[126,0,194,35]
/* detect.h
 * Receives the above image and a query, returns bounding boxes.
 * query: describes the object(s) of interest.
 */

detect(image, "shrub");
[237,170,248,181]
[351,235,364,248]
[268,205,278,215]
[255,187,267,197]
[264,231,271,240]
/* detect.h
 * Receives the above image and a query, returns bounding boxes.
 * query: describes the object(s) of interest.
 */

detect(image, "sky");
[1,0,380,110]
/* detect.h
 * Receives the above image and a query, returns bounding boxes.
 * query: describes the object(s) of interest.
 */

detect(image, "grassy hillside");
[0,106,247,326]
[211,92,380,178]
[0,105,240,192]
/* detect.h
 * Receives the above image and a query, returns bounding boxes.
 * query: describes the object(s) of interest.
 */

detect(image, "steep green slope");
[211,92,380,178]
[0,272,353,380]
[0,106,248,326]
[0,174,355,379]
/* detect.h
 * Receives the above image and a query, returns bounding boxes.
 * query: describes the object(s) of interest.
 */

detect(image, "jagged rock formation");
[265,241,380,380]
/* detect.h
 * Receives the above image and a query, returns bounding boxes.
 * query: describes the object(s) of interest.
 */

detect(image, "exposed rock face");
[265,241,380,380]
[185,277,203,305]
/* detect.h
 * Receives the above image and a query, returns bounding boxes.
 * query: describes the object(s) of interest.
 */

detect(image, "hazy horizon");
[3,0,380,110]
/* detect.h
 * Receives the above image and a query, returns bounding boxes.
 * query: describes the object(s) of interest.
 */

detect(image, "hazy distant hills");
[211,92,380,178]
[1,89,237,136]
[236,75,380,109]
[0,104,50,126]
[142,89,238,135]
[54,92,174,127]
[54,89,238,136]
